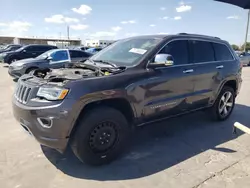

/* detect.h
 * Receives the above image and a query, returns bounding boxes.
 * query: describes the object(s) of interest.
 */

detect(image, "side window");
[40,46,51,52]
[80,51,91,57]
[32,46,43,51]
[158,40,189,65]
[50,50,69,62]
[69,51,80,58]
[24,46,34,52]
[213,43,234,61]
[191,40,215,63]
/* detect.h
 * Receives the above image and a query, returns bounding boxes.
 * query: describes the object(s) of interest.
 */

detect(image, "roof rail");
[177,33,221,40]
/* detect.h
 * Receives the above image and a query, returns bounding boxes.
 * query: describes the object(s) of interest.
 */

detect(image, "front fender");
[66,89,137,137]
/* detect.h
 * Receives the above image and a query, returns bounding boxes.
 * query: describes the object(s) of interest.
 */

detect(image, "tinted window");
[158,40,189,65]
[24,46,35,52]
[213,43,234,61]
[50,50,69,62]
[79,51,91,57]
[192,40,215,63]
[31,46,44,51]
[69,50,85,58]
[39,46,55,51]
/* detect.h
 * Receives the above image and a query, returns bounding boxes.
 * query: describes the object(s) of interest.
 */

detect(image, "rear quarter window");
[213,43,234,61]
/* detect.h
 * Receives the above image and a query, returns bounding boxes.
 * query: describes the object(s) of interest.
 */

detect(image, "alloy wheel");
[218,91,234,118]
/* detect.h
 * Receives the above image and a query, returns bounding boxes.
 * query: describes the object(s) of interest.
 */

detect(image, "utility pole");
[244,10,250,52]
[67,26,70,40]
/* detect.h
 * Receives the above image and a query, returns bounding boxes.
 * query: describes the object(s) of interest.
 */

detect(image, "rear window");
[213,43,234,61]
[191,40,215,63]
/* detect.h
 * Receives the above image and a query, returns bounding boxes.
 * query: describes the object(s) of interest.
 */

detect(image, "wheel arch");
[25,66,39,74]
[69,97,136,138]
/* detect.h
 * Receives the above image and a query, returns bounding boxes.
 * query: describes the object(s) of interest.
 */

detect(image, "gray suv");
[12,33,242,166]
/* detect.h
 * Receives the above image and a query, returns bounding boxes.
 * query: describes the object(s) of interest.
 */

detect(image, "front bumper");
[0,55,4,63]
[12,98,76,153]
[8,67,22,78]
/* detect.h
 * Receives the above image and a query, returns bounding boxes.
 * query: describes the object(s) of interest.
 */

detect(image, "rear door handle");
[183,69,194,73]
[216,65,224,69]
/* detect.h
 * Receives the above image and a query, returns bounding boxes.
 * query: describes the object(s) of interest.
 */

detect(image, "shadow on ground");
[42,103,250,181]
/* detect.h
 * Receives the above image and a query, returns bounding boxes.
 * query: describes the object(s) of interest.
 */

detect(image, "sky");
[0,0,248,45]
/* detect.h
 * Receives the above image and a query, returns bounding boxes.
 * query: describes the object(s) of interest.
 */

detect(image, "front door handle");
[183,69,194,73]
[216,65,224,69]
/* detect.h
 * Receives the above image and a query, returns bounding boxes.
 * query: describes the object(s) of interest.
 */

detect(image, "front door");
[21,46,37,59]
[141,39,196,121]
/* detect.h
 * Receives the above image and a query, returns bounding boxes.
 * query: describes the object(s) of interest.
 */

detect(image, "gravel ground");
[0,64,250,188]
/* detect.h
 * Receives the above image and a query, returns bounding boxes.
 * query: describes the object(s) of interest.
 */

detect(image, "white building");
[85,39,115,47]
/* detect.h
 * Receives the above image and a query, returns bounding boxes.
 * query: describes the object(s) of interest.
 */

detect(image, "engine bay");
[31,63,126,84]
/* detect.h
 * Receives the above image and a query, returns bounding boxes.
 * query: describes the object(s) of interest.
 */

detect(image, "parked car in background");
[8,49,92,78]
[0,44,58,64]
[85,47,103,54]
[75,46,90,51]
[238,52,250,66]
[0,44,22,54]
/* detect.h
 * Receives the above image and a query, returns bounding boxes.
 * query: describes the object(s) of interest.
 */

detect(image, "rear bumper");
[12,98,76,153]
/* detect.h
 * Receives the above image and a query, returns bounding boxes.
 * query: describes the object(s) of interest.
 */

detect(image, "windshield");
[36,49,56,59]
[15,46,26,52]
[90,37,162,66]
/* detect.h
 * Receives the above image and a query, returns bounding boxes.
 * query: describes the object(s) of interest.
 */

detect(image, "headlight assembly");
[37,87,69,100]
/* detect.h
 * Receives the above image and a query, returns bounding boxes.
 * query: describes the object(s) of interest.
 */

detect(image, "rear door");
[189,40,230,109]
[70,50,92,63]
[49,50,70,69]
[212,42,236,92]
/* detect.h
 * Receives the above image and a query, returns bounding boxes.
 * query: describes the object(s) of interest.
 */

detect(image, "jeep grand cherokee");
[12,33,242,165]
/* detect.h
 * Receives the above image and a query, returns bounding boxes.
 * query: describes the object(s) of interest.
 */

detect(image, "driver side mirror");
[22,50,27,53]
[148,54,174,68]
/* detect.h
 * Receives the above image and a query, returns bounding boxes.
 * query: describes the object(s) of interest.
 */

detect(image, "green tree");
[231,44,239,51]
[241,42,250,52]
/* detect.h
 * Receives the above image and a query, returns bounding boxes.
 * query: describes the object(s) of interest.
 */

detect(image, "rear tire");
[71,106,130,166]
[209,86,235,121]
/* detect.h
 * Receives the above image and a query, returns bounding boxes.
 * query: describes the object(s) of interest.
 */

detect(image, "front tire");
[71,106,130,166]
[210,86,235,121]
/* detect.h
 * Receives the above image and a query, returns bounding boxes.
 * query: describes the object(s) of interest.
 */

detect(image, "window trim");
[146,37,236,69]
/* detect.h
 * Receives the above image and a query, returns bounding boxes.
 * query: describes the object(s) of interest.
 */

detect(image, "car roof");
[126,33,226,43]
[24,44,57,47]
[69,49,85,52]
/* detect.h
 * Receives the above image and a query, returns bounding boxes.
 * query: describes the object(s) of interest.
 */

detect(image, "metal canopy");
[215,0,250,9]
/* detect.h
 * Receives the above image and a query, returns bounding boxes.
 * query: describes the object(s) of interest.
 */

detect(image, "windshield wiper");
[92,60,118,68]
